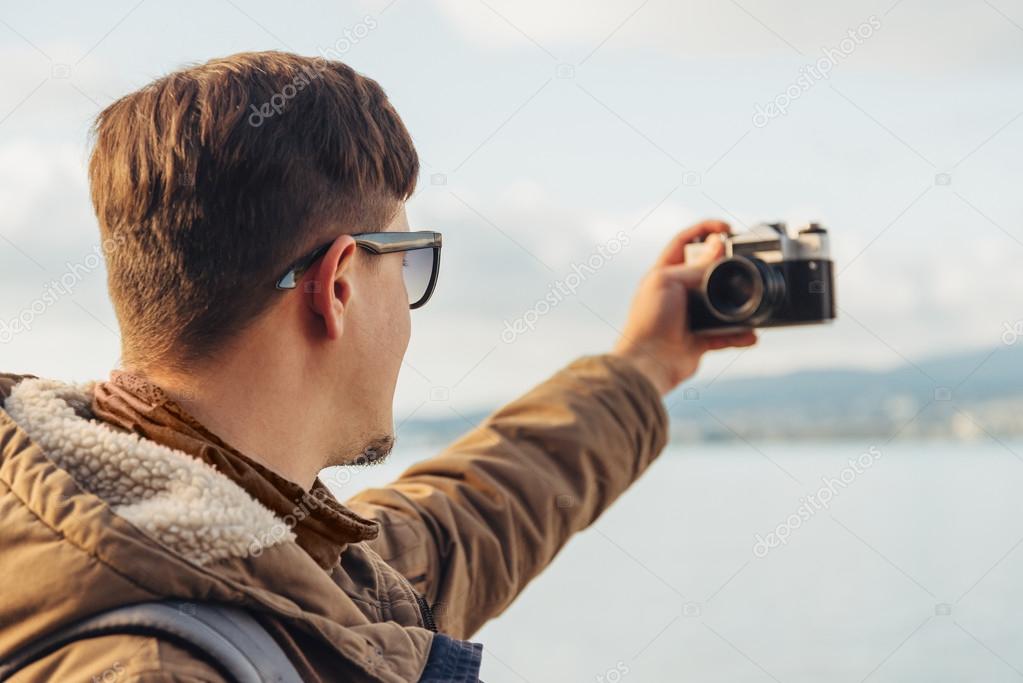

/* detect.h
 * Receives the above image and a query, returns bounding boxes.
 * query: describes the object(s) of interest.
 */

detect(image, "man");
[0,52,755,681]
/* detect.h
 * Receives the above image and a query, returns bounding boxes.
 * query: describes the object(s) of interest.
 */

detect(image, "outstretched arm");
[347,220,757,638]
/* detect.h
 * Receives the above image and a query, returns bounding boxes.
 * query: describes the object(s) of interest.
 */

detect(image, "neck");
[133,337,331,490]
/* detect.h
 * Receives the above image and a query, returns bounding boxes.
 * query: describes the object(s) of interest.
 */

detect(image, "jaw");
[326,429,394,468]
[354,433,395,465]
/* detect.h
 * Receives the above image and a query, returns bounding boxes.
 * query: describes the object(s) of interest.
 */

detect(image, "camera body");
[683,222,836,334]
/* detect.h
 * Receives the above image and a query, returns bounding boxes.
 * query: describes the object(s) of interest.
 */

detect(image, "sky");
[0,0,1021,418]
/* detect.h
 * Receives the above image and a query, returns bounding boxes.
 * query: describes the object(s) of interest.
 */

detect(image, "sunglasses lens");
[402,247,434,306]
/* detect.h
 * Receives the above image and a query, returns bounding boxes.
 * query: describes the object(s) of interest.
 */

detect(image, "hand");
[611,219,758,395]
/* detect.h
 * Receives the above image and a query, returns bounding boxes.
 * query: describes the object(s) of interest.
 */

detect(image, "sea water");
[327,438,1023,682]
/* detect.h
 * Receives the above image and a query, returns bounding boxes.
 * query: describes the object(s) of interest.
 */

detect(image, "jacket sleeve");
[346,354,668,638]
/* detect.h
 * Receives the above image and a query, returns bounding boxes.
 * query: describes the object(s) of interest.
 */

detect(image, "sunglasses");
[275,231,442,309]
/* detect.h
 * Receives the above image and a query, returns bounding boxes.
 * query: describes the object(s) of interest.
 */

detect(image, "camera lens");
[703,257,784,323]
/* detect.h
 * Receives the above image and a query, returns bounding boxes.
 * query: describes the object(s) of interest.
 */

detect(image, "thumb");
[661,262,710,290]
[660,234,723,290]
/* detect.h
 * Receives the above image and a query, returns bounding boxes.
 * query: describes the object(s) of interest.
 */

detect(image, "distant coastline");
[398,345,1023,445]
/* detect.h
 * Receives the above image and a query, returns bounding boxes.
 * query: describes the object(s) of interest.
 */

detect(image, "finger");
[655,219,731,268]
[701,331,758,351]
[691,233,725,267]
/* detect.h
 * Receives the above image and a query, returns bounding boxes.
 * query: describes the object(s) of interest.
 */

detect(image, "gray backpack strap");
[0,601,302,683]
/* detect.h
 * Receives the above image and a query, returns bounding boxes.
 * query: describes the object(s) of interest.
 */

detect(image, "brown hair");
[89,51,418,370]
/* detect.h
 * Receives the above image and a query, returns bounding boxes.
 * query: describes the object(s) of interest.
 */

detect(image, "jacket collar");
[90,371,379,570]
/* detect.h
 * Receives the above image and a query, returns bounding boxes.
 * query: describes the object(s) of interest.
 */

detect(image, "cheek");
[387,262,411,350]
[394,257,410,305]
[393,312,411,363]
[357,258,409,356]
[351,305,407,383]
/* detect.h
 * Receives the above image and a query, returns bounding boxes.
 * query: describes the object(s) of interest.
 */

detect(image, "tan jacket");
[0,355,666,681]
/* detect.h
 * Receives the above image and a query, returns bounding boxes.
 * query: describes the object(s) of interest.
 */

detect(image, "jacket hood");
[0,375,432,682]
[91,369,381,570]
[4,377,295,566]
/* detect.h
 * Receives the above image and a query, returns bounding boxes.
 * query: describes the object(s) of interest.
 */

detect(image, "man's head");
[89,51,421,469]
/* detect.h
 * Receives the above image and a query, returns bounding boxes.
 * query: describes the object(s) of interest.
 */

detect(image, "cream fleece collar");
[3,378,295,566]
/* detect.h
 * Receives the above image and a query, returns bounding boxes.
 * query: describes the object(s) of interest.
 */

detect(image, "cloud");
[429,0,1023,71]
[0,3,1019,411]
[0,140,93,247]
[399,174,1023,413]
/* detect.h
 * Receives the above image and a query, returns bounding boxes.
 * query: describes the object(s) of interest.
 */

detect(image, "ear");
[304,235,358,340]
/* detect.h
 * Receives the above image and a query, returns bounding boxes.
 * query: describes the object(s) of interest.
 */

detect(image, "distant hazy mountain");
[668,344,1023,441]
[398,345,1023,446]
[676,344,1023,409]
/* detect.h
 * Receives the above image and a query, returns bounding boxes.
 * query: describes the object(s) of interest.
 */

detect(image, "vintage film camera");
[683,222,836,334]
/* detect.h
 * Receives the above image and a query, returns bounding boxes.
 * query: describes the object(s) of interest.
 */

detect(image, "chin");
[352,433,395,465]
